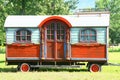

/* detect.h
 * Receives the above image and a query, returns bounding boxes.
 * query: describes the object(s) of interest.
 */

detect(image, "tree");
[4,0,78,15]
[0,0,6,46]
[0,0,78,46]
[95,0,120,45]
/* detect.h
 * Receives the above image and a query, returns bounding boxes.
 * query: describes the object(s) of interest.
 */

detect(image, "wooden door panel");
[47,42,54,58]
[57,42,64,58]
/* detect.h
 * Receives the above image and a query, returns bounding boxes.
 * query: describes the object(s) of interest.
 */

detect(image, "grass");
[0,72,120,80]
[0,50,120,80]
[108,52,120,64]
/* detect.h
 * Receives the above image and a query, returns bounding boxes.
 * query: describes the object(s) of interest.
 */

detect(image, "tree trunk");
[20,0,25,15]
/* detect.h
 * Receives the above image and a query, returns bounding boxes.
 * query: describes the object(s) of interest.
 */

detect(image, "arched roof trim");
[38,16,72,28]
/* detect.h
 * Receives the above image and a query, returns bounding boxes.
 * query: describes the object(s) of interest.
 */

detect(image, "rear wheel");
[89,64,101,72]
[20,63,30,72]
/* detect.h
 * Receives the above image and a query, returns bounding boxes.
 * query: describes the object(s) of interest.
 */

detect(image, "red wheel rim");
[20,63,30,72]
[90,64,100,72]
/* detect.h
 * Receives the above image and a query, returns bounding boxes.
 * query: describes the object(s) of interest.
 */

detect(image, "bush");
[0,46,5,54]
[109,46,120,52]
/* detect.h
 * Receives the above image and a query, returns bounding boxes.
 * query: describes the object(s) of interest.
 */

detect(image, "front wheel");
[19,63,31,72]
[89,64,101,72]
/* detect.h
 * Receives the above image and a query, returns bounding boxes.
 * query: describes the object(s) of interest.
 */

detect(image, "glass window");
[80,29,96,42]
[46,22,66,41]
[47,23,55,40]
[57,23,65,41]
[16,29,31,42]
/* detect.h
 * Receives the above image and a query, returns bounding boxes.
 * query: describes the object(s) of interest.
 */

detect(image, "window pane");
[57,23,60,30]
[90,30,95,35]
[84,36,89,41]
[47,30,50,34]
[61,26,64,30]
[51,35,54,40]
[81,31,84,35]
[51,30,54,35]
[16,36,20,41]
[22,36,26,41]
[51,23,54,30]
[86,30,89,34]
[90,36,96,41]
[47,35,50,40]
[47,26,50,29]
[27,31,31,35]
[27,36,31,41]
[16,31,20,35]
[21,30,26,36]
[61,36,64,40]
[81,36,84,41]
[61,30,64,34]
[57,35,60,40]
[57,30,60,35]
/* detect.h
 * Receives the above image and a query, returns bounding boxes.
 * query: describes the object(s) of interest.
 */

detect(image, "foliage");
[4,0,78,15]
[109,46,120,52]
[95,0,120,45]
[0,0,78,45]
[0,46,5,54]
[0,0,6,46]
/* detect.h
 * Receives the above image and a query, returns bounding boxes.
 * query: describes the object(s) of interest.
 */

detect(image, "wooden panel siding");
[7,44,40,58]
[6,28,40,44]
[70,28,106,44]
[71,43,106,58]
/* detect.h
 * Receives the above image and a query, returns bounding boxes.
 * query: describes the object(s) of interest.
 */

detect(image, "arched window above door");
[46,21,66,41]
[16,29,31,42]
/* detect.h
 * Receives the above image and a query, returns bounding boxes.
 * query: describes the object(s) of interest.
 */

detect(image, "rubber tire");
[20,63,30,72]
[89,64,101,72]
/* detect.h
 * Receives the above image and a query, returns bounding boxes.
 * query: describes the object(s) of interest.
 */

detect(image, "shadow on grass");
[0,53,5,54]
[0,67,17,72]
[32,68,88,72]
[0,67,88,72]
[0,61,5,63]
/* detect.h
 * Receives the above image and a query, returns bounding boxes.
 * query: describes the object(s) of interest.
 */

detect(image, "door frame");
[38,16,72,60]
[44,20,68,60]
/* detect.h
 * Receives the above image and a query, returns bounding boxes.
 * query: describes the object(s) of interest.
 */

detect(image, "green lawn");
[0,52,120,80]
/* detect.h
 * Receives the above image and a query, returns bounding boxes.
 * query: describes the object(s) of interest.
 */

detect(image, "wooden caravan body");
[4,11,110,72]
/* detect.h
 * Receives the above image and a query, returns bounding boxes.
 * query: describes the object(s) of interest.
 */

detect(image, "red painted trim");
[38,16,72,28]
[71,43,105,46]
[10,43,34,46]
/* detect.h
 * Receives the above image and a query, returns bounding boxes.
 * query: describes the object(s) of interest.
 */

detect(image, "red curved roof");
[38,16,72,28]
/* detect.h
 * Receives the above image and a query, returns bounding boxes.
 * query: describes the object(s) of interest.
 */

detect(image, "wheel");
[20,63,30,72]
[89,64,101,72]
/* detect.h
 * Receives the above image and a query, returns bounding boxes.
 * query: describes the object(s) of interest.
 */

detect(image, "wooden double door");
[41,20,69,60]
